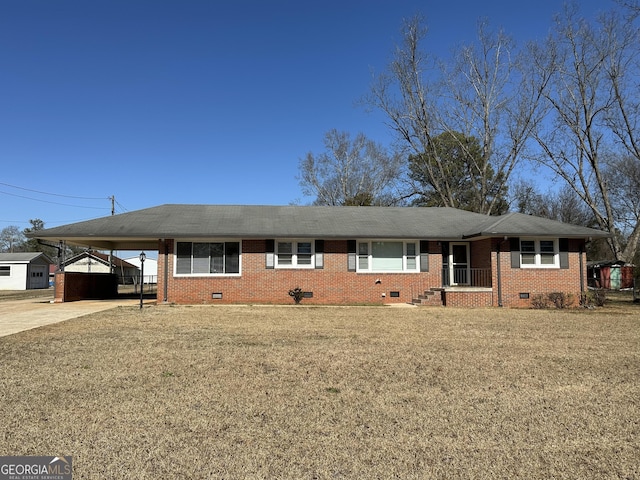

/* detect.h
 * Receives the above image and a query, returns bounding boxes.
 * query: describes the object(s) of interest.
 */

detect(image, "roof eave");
[463,231,612,239]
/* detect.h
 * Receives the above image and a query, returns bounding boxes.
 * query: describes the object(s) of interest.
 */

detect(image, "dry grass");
[0,302,638,479]
[0,288,54,301]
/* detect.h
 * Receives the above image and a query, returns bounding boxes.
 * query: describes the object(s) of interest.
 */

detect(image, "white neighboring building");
[63,251,139,284]
[124,256,158,284]
[0,252,53,290]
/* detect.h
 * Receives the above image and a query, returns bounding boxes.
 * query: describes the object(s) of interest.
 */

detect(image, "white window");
[0,266,10,276]
[358,242,369,270]
[520,239,558,268]
[356,241,419,272]
[276,240,314,268]
[175,241,241,275]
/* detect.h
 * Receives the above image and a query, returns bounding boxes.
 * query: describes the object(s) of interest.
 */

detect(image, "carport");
[27,218,161,303]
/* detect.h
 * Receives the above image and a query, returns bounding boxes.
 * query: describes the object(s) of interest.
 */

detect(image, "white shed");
[0,252,53,290]
[124,256,158,284]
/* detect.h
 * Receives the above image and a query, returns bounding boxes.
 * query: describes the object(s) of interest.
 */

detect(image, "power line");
[0,189,109,209]
[114,199,129,213]
[0,181,108,200]
[0,216,103,225]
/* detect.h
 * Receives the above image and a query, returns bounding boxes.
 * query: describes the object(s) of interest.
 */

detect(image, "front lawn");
[0,303,638,479]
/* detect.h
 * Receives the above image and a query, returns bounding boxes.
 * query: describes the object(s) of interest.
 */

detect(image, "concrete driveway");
[0,296,143,337]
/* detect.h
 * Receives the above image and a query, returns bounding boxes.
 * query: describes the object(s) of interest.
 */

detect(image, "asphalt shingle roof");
[465,212,609,238]
[0,252,51,263]
[31,204,610,250]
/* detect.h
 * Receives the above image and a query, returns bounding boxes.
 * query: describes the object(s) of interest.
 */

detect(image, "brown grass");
[0,302,638,479]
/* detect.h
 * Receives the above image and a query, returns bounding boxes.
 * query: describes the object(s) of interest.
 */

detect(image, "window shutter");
[420,240,429,272]
[265,239,275,269]
[510,237,520,268]
[559,238,569,269]
[315,240,324,269]
[347,240,356,272]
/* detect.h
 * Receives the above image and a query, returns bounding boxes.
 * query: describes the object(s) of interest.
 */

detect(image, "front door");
[450,243,469,286]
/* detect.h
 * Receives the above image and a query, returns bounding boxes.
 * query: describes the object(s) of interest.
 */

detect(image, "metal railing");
[117,275,158,295]
[442,267,492,287]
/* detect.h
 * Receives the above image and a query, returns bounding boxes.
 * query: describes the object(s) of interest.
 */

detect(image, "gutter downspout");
[163,239,169,303]
[580,240,587,301]
[497,239,503,307]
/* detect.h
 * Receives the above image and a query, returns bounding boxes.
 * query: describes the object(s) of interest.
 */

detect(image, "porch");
[411,267,493,306]
[442,266,492,288]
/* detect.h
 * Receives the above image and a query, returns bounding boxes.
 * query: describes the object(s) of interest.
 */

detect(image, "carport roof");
[31,204,610,250]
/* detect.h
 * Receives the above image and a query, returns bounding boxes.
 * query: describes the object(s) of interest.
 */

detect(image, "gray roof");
[0,252,52,263]
[31,204,610,250]
[465,212,610,239]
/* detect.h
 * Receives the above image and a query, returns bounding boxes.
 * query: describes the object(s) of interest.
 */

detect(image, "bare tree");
[441,22,550,214]
[605,153,640,241]
[0,225,24,253]
[366,16,445,205]
[367,16,548,214]
[298,129,403,206]
[512,181,595,226]
[531,5,640,261]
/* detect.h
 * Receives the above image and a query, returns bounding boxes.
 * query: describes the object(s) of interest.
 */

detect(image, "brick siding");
[491,238,586,308]
[155,237,588,307]
[442,290,493,307]
[158,239,442,305]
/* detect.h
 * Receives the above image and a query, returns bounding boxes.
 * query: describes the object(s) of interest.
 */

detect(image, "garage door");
[29,265,49,289]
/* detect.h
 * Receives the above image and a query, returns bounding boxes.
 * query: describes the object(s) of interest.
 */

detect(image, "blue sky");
[0,0,613,230]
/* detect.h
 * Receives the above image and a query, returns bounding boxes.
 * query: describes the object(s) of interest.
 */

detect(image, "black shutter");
[559,238,569,269]
[347,240,357,272]
[265,239,275,269]
[510,237,520,268]
[315,240,324,269]
[420,240,429,272]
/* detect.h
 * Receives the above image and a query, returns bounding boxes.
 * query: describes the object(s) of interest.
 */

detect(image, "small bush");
[581,289,607,308]
[548,292,575,309]
[288,287,304,304]
[532,292,576,309]
[531,294,548,309]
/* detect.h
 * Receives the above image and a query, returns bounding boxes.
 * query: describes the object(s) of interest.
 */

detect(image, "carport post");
[139,251,146,309]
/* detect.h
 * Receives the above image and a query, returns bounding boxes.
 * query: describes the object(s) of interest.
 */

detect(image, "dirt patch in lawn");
[0,304,638,479]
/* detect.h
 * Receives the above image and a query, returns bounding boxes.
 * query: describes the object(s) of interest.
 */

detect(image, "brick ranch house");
[32,204,609,307]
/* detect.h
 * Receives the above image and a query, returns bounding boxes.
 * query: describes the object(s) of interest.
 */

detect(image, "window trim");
[355,240,420,273]
[275,239,315,269]
[519,238,559,268]
[174,239,242,277]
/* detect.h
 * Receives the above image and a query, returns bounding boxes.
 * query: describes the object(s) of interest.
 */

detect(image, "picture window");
[176,241,240,275]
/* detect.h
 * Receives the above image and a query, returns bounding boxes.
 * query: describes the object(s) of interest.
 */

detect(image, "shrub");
[548,292,575,309]
[531,294,548,309]
[532,292,576,309]
[288,287,304,305]
[581,289,607,308]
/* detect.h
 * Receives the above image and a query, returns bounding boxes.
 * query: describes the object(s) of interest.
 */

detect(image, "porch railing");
[442,267,492,288]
